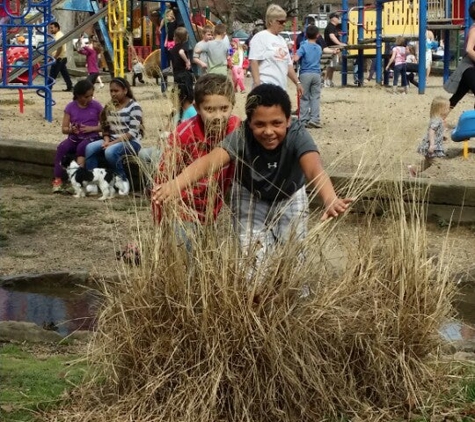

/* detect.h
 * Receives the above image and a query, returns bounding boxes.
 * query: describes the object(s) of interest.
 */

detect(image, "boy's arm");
[193,42,208,68]
[194,44,203,54]
[179,48,191,69]
[152,147,231,203]
[287,65,303,95]
[300,151,352,220]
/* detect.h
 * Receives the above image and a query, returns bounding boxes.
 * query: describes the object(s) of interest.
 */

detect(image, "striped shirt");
[106,99,143,144]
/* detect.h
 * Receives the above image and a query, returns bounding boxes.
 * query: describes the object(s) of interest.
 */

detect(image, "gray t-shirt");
[199,37,230,75]
[193,40,209,76]
[220,119,318,201]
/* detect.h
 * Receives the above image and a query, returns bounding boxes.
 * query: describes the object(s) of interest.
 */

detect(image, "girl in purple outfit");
[52,79,103,193]
[77,37,103,86]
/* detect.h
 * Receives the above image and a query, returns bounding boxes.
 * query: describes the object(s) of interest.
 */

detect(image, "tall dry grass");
[54,164,455,421]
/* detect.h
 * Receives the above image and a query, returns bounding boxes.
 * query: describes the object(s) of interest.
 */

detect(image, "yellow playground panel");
[347,0,419,55]
[108,0,127,77]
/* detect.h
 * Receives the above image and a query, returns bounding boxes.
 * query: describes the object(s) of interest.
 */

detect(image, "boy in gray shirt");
[194,23,230,75]
[193,25,214,76]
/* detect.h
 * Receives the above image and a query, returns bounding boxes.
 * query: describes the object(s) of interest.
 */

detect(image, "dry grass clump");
[59,180,455,421]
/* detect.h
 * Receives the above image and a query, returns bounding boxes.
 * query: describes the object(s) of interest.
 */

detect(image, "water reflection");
[0,285,99,336]
[442,287,475,342]
[1,283,474,341]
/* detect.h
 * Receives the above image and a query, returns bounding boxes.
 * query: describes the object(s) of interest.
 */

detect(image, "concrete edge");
[1,138,475,222]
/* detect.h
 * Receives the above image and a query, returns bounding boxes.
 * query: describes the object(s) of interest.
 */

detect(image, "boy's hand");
[321,198,353,221]
[152,181,180,204]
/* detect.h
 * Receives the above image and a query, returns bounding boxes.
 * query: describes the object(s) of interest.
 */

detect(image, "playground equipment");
[339,0,472,93]
[1,0,199,120]
[0,0,114,121]
[0,46,40,84]
[108,0,126,77]
[128,1,202,82]
[0,0,54,121]
[451,109,475,159]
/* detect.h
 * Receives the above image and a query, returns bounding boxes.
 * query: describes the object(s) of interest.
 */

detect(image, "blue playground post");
[0,0,54,121]
[418,0,427,94]
[375,0,383,85]
[465,0,472,40]
[356,0,365,85]
[157,0,196,73]
[341,0,349,86]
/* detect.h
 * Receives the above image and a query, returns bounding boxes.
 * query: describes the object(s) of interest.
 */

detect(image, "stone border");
[1,139,475,222]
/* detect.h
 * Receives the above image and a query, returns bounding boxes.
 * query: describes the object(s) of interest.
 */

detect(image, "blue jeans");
[299,72,321,124]
[393,63,408,87]
[85,139,141,179]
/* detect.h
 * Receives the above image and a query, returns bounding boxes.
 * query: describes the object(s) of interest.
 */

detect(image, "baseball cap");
[329,12,340,19]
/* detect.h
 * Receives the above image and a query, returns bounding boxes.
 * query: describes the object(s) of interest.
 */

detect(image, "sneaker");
[52,178,63,193]
[86,184,98,195]
[306,121,322,129]
[119,179,130,196]
[62,87,73,92]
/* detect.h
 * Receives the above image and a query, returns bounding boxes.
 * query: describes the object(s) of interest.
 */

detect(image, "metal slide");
[7,5,109,83]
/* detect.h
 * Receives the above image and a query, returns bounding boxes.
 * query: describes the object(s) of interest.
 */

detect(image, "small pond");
[1,281,475,340]
[0,284,99,337]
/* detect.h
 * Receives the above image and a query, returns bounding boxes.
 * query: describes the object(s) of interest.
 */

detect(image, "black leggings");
[450,67,475,108]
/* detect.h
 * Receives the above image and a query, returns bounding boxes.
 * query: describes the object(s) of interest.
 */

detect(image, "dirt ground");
[0,72,475,279]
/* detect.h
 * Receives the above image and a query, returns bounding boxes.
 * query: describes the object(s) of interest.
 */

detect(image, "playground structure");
[0,0,114,121]
[337,0,472,93]
[0,0,200,121]
[451,109,475,159]
[127,1,208,77]
[0,0,54,120]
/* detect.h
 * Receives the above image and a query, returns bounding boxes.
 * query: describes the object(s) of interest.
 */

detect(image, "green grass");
[0,199,96,239]
[0,343,87,421]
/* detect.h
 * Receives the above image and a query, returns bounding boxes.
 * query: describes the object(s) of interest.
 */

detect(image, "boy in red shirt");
[153,73,240,224]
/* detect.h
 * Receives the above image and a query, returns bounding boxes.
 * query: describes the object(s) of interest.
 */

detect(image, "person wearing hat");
[323,12,346,87]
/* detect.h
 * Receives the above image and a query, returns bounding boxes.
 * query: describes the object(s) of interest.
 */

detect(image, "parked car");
[306,13,328,29]
[232,29,249,45]
[279,31,301,49]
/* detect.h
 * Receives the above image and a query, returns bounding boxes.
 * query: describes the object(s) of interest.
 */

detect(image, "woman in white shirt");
[249,4,303,96]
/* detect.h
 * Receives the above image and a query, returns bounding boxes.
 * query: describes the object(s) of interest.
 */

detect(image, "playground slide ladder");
[108,0,127,77]
[7,4,109,83]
